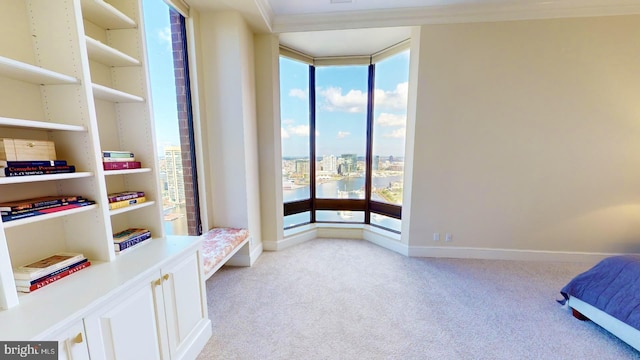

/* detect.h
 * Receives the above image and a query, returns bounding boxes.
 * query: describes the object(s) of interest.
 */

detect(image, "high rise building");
[164,145,185,204]
[340,154,358,174]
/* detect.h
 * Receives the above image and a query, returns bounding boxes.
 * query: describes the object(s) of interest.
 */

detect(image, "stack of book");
[0,160,76,177]
[108,191,146,210]
[1,195,96,222]
[102,151,141,171]
[14,252,91,293]
[113,228,152,253]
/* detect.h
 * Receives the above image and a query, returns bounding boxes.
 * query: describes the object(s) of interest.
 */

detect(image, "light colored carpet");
[197,238,640,360]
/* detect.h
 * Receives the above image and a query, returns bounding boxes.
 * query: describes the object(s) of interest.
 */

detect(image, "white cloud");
[316,82,408,113]
[374,82,408,110]
[282,119,296,125]
[383,128,406,139]
[289,88,307,100]
[337,131,351,139]
[318,87,367,113]
[282,124,319,137]
[289,125,310,136]
[377,113,406,127]
[158,27,172,51]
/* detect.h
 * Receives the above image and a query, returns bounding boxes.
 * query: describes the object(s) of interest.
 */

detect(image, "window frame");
[281,42,408,233]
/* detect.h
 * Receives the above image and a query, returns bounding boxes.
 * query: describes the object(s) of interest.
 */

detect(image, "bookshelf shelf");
[2,204,98,229]
[80,0,136,30]
[109,200,155,216]
[86,36,140,67]
[0,56,79,85]
[103,168,152,176]
[92,83,144,103]
[0,117,86,132]
[0,172,94,185]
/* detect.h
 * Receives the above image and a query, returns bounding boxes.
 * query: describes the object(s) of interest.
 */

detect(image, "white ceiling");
[278,27,412,58]
[267,0,502,15]
[186,0,640,58]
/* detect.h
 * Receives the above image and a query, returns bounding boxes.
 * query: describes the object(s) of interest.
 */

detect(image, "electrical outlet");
[433,233,440,241]
[445,233,452,242]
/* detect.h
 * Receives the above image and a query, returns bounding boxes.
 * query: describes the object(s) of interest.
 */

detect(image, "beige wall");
[194,11,262,252]
[408,15,640,255]
[254,34,285,246]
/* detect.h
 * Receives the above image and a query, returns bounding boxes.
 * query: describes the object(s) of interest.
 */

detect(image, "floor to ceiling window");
[280,57,311,228]
[142,0,201,235]
[280,44,410,232]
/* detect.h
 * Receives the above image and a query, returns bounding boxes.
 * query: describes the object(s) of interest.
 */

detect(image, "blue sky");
[280,51,410,158]
[141,0,410,159]
[141,0,180,154]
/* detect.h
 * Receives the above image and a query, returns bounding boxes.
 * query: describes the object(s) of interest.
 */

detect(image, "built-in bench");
[200,227,250,280]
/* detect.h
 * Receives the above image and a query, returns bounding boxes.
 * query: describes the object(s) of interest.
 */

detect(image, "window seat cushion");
[201,227,250,279]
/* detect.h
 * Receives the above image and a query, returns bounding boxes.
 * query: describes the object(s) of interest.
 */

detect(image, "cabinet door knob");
[152,278,162,287]
[162,274,170,282]
[72,332,83,344]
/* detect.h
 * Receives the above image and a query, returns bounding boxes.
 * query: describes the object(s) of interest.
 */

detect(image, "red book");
[103,161,141,170]
[16,261,91,293]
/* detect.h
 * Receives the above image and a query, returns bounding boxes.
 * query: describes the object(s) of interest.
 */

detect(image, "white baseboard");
[363,226,408,256]
[271,225,618,263]
[264,225,317,251]
[249,242,263,265]
[177,319,212,360]
[408,246,622,263]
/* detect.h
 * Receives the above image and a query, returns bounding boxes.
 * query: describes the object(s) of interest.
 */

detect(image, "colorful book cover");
[13,252,86,280]
[102,157,136,162]
[16,261,91,293]
[14,259,89,287]
[114,232,152,252]
[0,160,67,167]
[102,151,134,158]
[1,201,95,222]
[108,196,146,210]
[113,228,150,243]
[0,195,84,212]
[103,161,141,170]
[2,199,89,216]
[1,165,76,177]
[107,191,145,203]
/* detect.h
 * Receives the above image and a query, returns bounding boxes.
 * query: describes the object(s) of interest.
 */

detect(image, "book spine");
[102,157,136,162]
[108,197,146,210]
[2,201,95,222]
[13,253,87,280]
[102,151,134,158]
[1,199,86,215]
[115,232,151,252]
[2,166,75,177]
[0,160,67,167]
[18,262,91,293]
[14,259,89,286]
[113,227,149,241]
[0,195,83,212]
[107,191,145,203]
[103,161,141,170]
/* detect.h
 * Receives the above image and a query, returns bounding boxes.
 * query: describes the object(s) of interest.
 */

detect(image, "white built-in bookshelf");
[0,2,210,355]
[0,0,163,310]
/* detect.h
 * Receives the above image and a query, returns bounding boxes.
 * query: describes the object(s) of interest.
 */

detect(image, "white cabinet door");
[84,274,168,360]
[47,321,90,360]
[161,251,208,358]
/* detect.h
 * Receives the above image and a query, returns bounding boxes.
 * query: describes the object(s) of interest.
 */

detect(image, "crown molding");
[271,1,640,33]
[254,0,275,32]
